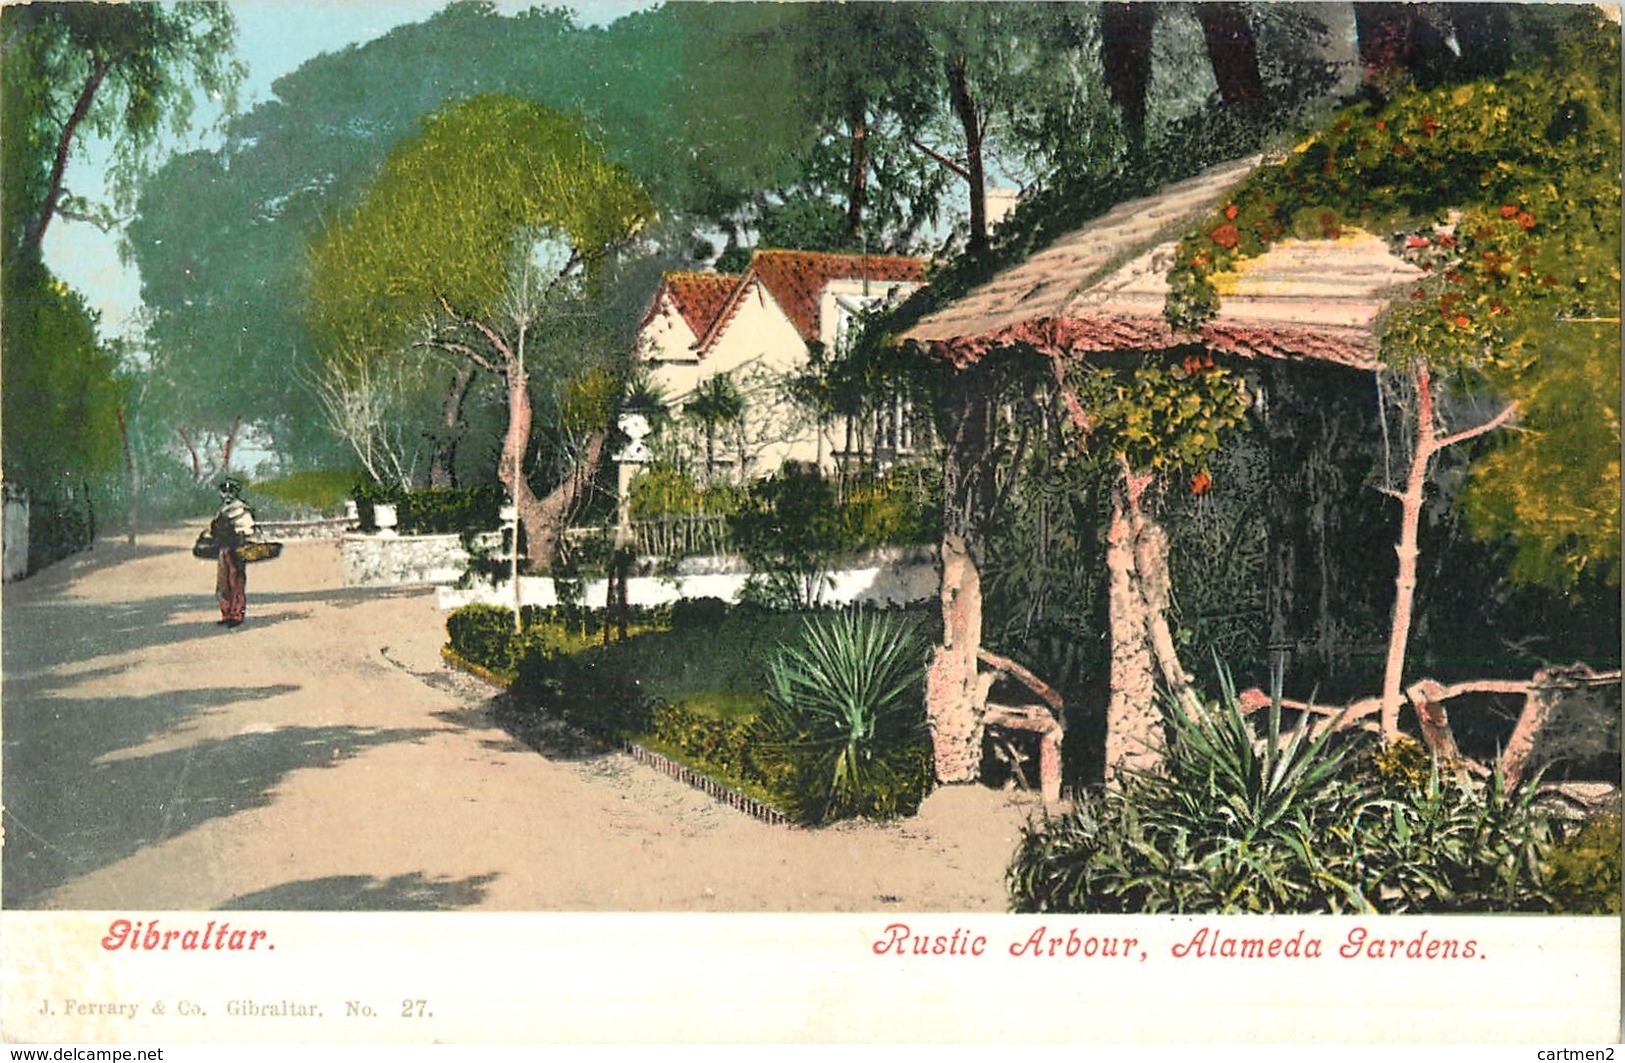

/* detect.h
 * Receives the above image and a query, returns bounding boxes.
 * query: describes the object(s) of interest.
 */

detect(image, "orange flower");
[1516,212,1536,230]
[1375,119,1387,132]
[1454,315,1471,328]
[1209,223,1241,250]
[1500,204,1520,218]
[1189,470,1212,496]
[1224,203,1239,220]
[1419,114,1440,137]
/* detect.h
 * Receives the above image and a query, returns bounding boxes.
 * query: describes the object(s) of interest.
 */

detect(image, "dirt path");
[2,526,1043,912]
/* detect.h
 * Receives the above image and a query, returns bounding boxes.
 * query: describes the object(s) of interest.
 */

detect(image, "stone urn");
[373,502,399,537]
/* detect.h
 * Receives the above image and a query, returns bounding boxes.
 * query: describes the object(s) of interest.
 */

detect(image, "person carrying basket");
[210,478,257,628]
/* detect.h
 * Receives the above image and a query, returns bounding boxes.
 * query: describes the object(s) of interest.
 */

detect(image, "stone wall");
[3,484,29,582]
[438,545,938,611]
[259,516,354,541]
[341,531,500,588]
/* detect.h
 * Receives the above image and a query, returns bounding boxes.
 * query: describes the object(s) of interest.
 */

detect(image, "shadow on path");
[218,871,500,911]
[3,593,304,681]
[486,693,614,762]
[3,691,436,906]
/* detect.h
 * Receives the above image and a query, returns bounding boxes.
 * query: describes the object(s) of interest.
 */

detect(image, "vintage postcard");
[2,0,1620,1049]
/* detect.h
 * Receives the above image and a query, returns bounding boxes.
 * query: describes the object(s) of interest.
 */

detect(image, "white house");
[631,250,928,482]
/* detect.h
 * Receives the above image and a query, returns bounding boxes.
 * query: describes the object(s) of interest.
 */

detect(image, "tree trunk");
[117,405,138,546]
[522,429,608,570]
[1129,490,1202,718]
[1104,469,1164,784]
[946,54,989,255]
[926,532,992,783]
[1377,365,1433,740]
[845,101,869,244]
[219,415,242,477]
[1377,364,1517,739]
[430,361,477,488]
[1101,3,1156,157]
[1194,3,1264,107]
[496,364,540,561]
[30,61,110,254]
[177,428,201,483]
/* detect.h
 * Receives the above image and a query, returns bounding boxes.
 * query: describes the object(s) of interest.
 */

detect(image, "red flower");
[1209,223,1241,250]
[1516,212,1536,230]
[1375,119,1387,132]
[1405,235,1430,249]
[1454,314,1471,328]
[1436,233,1456,248]
[1500,204,1520,219]
[1189,470,1212,496]
[1419,114,1440,137]
[1224,203,1239,220]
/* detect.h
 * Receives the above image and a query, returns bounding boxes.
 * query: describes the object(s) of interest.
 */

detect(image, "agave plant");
[757,608,931,824]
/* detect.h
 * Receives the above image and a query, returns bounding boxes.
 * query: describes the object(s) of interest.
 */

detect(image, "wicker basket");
[192,532,283,563]
[234,541,283,564]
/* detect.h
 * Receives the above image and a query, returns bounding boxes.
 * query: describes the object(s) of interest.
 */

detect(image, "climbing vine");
[1164,26,1621,587]
[1062,352,1251,492]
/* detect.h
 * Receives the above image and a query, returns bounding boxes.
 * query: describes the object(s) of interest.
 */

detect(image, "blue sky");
[43,0,655,336]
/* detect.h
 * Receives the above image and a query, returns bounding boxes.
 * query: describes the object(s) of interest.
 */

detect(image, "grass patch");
[448,602,937,826]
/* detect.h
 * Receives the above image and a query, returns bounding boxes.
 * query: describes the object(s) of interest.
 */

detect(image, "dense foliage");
[726,464,940,607]
[1008,676,1620,914]
[351,482,504,536]
[1164,22,1621,588]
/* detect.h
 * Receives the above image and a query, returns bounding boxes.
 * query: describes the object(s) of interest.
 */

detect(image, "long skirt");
[217,548,247,623]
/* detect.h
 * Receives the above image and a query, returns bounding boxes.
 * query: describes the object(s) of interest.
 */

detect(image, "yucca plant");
[1011,653,1591,913]
[756,608,931,825]
[1011,658,1373,913]
[1125,662,1371,910]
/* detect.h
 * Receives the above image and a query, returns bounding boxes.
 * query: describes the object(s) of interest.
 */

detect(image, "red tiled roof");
[698,249,927,353]
[915,314,1380,372]
[903,156,1416,373]
[643,271,739,340]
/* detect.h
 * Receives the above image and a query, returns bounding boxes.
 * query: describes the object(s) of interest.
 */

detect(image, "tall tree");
[308,95,653,567]
[0,1,241,259]
[1,1,239,518]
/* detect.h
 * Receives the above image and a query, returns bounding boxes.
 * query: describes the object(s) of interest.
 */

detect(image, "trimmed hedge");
[354,482,503,535]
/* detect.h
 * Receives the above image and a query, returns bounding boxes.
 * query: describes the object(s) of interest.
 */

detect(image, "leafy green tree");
[128,2,818,467]
[683,374,745,483]
[308,94,653,567]
[1,1,239,527]
[0,260,122,490]
[0,1,242,258]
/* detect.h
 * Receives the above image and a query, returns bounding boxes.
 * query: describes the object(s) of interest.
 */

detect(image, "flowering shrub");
[1163,29,1621,587]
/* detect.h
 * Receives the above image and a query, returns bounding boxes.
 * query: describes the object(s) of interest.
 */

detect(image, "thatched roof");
[903,157,1426,372]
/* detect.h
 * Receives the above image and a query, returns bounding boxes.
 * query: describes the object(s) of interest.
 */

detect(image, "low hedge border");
[440,642,795,827]
[440,646,514,689]
[621,742,790,827]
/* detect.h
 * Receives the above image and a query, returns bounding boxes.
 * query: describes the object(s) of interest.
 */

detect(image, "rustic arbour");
[900,156,1608,791]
